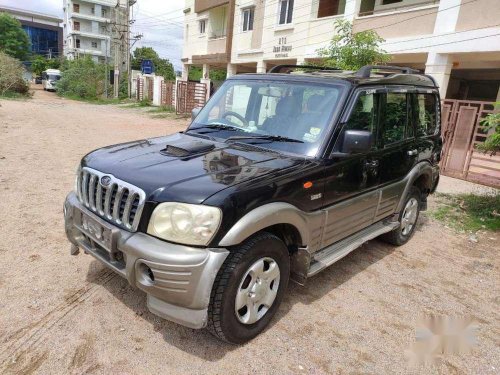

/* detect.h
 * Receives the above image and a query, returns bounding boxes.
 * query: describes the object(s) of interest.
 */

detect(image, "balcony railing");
[358,0,439,17]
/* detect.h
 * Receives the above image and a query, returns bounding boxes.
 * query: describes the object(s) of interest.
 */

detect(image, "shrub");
[58,57,109,100]
[477,102,500,155]
[0,52,29,96]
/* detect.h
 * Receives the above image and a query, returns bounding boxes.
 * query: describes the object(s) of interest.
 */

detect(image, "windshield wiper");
[187,123,239,133]
[225,135,304,144]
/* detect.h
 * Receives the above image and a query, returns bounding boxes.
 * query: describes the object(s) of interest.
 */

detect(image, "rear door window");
[382,92,408,146]
[415,94,437,136]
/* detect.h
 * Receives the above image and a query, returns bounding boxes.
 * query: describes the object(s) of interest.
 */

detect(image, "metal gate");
[176,81,207,115]
[161,80,175,108]
[136,78,144,101]
[147,78,154,102]
[441,99,499,188]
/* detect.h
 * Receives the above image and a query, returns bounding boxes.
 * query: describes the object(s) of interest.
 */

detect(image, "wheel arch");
[396,161,434,213]
[217,202,317,248]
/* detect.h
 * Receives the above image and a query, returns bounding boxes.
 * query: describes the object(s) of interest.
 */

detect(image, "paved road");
[0,88,498,374]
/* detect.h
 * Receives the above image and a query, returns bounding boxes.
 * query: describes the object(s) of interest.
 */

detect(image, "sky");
[0,0,185,70]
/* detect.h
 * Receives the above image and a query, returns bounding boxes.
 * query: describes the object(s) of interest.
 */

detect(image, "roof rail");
[268,64,340,73]
[355,65,420,78]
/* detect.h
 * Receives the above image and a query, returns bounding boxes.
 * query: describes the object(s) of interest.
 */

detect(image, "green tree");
[31,55,47,76]
[31,56,63,77]
[317,19,389,70]
[0,12,30,60]
[477,102,500,155]
[131,47,175,80]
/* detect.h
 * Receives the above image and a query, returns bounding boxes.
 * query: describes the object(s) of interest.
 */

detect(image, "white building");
[63,0,127,63]
[182,0,500,101]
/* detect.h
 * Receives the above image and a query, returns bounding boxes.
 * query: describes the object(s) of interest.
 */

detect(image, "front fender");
[218,202,324,249]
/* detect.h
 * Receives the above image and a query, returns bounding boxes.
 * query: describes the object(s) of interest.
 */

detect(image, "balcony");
[207,36,226,54]
[354,0,439,39]
[358,0,439,17]
[71,11,110,23]
[70,29,109,39]
[195,0,228,13]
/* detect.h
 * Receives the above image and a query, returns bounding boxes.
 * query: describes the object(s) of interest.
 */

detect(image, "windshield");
[48,74,60,81]
[189,80,345,157]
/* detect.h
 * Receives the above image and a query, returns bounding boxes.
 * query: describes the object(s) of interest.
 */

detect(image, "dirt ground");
[0,87,498,375]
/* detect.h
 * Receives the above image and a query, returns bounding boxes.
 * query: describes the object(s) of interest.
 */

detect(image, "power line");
[389,31,500,53]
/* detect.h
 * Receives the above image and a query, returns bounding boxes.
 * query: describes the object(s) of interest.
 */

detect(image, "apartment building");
[182,0,500,101]
[0,6,63,59]
[63,0,127,63]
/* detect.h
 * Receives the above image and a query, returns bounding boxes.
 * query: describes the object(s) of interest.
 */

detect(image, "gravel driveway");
[0,88,498,374]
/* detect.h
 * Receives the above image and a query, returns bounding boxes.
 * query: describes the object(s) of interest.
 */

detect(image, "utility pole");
[127,1,131,98]
[104,37,109,98]
[113,0,121,98]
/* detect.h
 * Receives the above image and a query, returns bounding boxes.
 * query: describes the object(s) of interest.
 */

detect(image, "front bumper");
[64,192,229,329]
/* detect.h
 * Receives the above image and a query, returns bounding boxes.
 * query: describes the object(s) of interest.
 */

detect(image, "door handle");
[407,149,418,156]
[365,160,379,168]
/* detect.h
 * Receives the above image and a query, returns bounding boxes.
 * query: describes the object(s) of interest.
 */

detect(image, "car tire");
[380,186,421,246]
[207,232,290,344]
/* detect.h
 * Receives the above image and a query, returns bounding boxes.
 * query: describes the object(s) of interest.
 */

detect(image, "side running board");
[307,220,399,277]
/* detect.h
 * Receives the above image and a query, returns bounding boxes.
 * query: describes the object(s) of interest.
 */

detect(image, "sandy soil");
[0,87,499,374]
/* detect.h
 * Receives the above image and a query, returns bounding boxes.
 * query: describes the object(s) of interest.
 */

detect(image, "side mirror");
[341,130,373,154]
[191,107,201,120]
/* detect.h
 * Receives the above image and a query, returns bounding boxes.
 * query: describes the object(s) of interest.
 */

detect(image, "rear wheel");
[381,186,421,246]
[207,232,290,344]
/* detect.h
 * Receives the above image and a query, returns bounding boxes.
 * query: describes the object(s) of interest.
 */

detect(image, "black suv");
[64,65,441,343]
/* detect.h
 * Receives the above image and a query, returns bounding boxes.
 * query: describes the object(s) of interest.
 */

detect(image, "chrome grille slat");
[103,184,113,219]
[82,171,89,206]
[96,181,103,213]
[88,175,97,210]
[122,193,135,228]
[113,188,125,222]
[76,167,146,232]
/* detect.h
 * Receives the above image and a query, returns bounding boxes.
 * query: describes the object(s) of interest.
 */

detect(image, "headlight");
[147,202,222,246]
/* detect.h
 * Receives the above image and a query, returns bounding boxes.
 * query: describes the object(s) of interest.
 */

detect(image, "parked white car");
[42,69,61,91]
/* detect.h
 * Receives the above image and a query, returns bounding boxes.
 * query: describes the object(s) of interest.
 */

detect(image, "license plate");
[79,211,114,252]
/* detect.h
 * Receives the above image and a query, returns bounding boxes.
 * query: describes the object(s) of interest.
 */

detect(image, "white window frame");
[242,7,254,32]
[91,41,98,48]
[278,0,294,25]
[199,19,207,35]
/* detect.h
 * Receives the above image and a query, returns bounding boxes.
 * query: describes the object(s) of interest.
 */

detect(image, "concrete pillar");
[425,53,453,98]
[202,64,210,79]
[256,61,267,73]
[152,75,163,106]
[181,64,189,81]
[344,0,360,21]
[433,0,461,34]
[227,63,237,78]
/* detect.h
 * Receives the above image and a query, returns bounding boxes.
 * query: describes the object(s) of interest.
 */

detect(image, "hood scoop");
[160,139,215,157]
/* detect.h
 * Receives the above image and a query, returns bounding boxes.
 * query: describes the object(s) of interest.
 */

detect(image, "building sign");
[273,37,292,58]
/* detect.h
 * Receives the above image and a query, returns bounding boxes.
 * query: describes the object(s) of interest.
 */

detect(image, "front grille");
[76,167,146,231]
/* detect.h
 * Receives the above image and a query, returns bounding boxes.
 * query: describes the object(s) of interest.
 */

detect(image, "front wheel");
[380,186,421,246]
[207,232,290,344]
